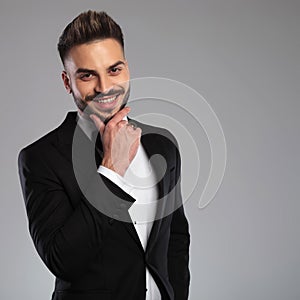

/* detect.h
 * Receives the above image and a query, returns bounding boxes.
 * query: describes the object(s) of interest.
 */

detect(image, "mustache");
[85,87,125,102]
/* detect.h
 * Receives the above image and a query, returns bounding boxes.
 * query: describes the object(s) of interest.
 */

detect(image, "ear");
[62,71,72,94]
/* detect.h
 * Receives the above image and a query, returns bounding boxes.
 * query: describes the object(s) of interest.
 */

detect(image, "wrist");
[101,157,126,177]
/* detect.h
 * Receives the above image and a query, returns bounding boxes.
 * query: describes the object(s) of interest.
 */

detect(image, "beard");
[73,84,131,124]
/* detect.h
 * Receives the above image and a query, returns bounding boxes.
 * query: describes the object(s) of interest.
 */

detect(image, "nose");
[95,75,113,94]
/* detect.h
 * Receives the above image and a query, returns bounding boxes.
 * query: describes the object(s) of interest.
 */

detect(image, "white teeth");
[95,95,117,103]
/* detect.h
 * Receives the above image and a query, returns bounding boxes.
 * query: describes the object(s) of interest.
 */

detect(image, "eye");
[80,73,94,81]
[109,67,122,76]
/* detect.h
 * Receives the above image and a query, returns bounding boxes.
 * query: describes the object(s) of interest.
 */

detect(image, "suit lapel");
[56,112,101,179]
[134,120,170,252]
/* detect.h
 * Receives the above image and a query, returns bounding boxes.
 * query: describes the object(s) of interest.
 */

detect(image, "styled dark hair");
[58,10,124,64]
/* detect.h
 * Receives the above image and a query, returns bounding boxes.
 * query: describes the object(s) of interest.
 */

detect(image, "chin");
[94,102,127,124]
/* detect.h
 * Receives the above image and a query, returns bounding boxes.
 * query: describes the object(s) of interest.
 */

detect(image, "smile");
[94,94,119,104]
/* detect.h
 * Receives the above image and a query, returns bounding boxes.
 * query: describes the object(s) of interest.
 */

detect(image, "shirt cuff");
[98,166,133,195]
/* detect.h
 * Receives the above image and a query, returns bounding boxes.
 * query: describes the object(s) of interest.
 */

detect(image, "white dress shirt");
[77,112,161,300]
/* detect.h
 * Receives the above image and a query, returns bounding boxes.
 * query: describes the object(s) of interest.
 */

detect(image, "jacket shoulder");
[21,127,59,153]
[18,111,77,162]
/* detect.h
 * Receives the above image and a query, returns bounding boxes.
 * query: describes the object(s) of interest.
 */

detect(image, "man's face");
[62,38,130,123]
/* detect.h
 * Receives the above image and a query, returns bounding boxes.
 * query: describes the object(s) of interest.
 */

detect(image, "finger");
[90,114,105,136]
[126,123,136,132]
[117,120,128,128]
[134,127,142,138]
[126,124,141,135]
[136,127,142,136]
[108,107,131,127]
[127,121,137,130]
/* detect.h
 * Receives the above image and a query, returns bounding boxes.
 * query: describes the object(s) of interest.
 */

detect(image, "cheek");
[72,82,92,98]
[116,69,130,83]
[123,71,130,82]
[117,74,130,89]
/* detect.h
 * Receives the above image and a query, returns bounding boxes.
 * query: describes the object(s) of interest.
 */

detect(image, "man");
[18,11,190,300]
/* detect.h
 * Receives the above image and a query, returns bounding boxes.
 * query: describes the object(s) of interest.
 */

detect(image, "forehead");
[64,38,125,70]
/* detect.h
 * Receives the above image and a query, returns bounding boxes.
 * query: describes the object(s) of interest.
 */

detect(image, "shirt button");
[120,203,126,209]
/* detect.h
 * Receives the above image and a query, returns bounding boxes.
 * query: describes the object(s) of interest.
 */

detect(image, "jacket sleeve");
[167,138,191,299]
[18,147,133,282]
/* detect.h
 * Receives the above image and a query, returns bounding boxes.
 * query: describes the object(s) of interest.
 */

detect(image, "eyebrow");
[75,60,126,74]
[108,60,125,70]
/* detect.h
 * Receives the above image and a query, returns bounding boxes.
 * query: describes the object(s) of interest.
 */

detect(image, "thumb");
[90,114,105,136]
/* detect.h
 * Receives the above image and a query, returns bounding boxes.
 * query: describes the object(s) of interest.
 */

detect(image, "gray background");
[1,0,299,299]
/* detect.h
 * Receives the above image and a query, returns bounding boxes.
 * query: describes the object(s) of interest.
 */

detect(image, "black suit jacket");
[18,112,190,300]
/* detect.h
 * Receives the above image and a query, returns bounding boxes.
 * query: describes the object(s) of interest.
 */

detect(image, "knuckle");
[119,120,127,126]
[106,122,114,129]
